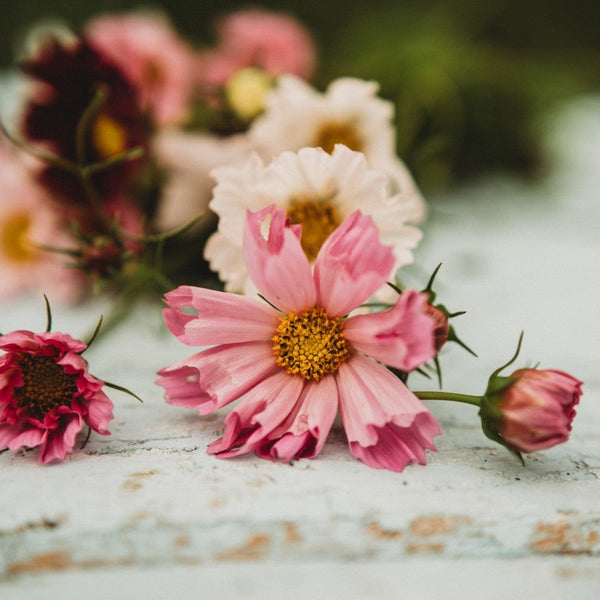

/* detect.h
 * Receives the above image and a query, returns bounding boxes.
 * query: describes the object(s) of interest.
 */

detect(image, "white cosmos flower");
[249,74,426,224]
[205,145,422,295]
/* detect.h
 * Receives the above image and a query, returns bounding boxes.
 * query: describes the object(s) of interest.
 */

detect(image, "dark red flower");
[21,35,149,233]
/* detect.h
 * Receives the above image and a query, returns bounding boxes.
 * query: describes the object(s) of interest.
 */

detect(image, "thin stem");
[414,391,483,407]
[76,86,107,166]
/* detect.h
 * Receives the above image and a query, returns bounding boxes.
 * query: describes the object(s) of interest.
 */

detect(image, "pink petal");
[336,353,441,472]
[157,341,279,414]
[163,285,279,346]
[39,413,83,463]
[243,205,316,313]
[207,370,304,458]
[257,375,338,461]
[84,391,114,434]
[0,422,45,451]
[344,290,436,371]
[314,211,395,317]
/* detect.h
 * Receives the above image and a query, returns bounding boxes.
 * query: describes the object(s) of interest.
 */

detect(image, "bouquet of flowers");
[0,8,582,471]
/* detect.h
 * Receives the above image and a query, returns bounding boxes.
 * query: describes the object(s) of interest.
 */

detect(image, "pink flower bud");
[423,303,449,353]
[492,369,582,453]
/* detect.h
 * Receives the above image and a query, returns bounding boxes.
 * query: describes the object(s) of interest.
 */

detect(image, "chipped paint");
[215,534,272,561]
[409,515,472,537]
[365,522,402,540]
[121,469,160,491]
[529,519,600,555]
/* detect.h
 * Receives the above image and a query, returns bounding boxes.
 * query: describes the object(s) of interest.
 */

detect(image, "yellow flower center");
[1,211,37,263]
[286,200,340,261]
[91,114,128,158]
[314,122,363,154]
[272,307,349,381]
[14,354,79,421]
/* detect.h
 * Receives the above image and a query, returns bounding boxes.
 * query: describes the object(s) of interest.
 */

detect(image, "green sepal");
[479,403,525,466]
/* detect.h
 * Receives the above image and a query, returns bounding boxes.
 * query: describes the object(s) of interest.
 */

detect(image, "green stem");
[414,391,483,407]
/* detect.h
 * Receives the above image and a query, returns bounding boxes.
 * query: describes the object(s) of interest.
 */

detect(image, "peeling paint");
[122,469,160,491]
[409,515,472,537]
[215,534,271,561]
[0,517,63,536]
[365,522,402,540]
[404,542,446,554]
[529,519,600,555]
[283,523,302,545]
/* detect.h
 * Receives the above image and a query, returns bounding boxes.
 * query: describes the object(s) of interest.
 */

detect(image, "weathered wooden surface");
[1,98,599,598]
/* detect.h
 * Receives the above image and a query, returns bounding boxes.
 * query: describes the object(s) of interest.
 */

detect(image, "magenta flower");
[487,368,582,454]
[158,206,441,472]
[0,329,113,463]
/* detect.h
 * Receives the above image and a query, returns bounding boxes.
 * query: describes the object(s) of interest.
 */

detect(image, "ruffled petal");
[157,341,279,414]
[0,422,45,451]
[314,211,394,317]
[336,353,441,472]
[243,205,316,313]
[207,370,304,458]
[39,413,83,464]
[256,375,338,461]
[163,285,279,346]
[344,290,436,371]
[84,390,114,434]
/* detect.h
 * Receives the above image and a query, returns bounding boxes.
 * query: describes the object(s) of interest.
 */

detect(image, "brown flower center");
[314,122,363,154]
[1,211,37,263]
[14,354,78,421]
[91,114,128,158]
[272,307,349,381]
[286,200,340,261]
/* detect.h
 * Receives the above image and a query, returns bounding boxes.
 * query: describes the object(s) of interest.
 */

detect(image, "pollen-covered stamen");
[272,307,349,381]
[286,200,340,261]
[14,354,79,421]
[315,122,363,154]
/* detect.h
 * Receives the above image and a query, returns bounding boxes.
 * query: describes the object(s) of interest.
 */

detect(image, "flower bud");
[225,67,273,121]
[80,236,124,279]
[480,368,582,456]
[423,303,449,352]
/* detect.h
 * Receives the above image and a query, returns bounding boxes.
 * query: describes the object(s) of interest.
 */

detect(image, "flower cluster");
[2,8,424,306]
[0,7,583,471]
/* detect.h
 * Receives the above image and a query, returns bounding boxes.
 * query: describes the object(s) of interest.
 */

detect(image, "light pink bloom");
[0,330,113,463]
[85,11,196,126]
[498,369,582,453]
[0,144,83,301]
[152,129,254,232]
[158,207,440,472]
[197,9,316,89]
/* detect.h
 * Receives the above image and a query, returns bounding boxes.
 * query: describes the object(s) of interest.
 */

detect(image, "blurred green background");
[2,0,599,190]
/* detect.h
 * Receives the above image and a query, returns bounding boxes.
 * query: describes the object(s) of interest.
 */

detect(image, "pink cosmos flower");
[85,11,196,126]
[158,206,441,472]
[0,329,113,463]
[496,369,582,453]
[197,9,316,89]
[0,143,83,301]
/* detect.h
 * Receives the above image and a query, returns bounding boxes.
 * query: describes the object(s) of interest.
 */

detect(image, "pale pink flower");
[205,145,423,296]
[152,129,254,232]
[85,11,196,126]
[158,206,440,472]
[0,144,83,301]
[496,369,582,453]
[197,9,316,88]
[0,330,113,463]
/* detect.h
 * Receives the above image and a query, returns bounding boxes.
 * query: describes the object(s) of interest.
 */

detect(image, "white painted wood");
[1,97,599,598]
